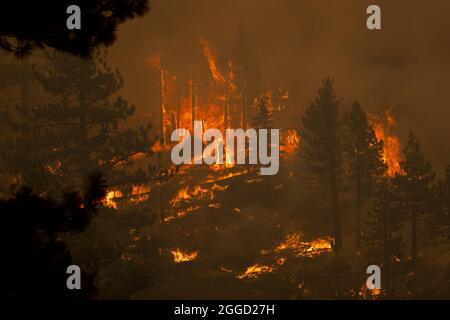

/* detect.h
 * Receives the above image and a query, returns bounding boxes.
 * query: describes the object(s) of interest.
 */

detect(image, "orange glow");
[275,233,333,257]
[359,284,382,299]
[370,109,402,177]
[103,189,123,209]
[145,37,290,172]
[236,263,274,279]
[170,248,199,263]
[199,36,225,83]
[169,184,228,207]
[103,185,150,209]
[281,129,301,157]
[131,184,151,202]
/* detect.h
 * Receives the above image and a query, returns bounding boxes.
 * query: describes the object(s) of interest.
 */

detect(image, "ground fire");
[2,1,449,302]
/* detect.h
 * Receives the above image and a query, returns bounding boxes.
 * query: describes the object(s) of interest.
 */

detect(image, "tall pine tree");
[299,78,344,252]
[365,179,402,298]
[4,49,152,193]
[393,132,435,265]
[344,101,386,246]
[433,165,450,241]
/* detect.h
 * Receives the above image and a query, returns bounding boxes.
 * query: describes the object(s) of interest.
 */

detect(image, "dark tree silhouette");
[4,49,152,193]
[365,179,402,298]
[1,172,106,299]
[343,101,386,246]
[393,132,435,265]
[433,165,450,241]
[299,78,344,253]
[0,1,150,57]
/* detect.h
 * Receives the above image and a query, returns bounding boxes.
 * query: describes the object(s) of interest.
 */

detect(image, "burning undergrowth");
[236,233,333,280]
[83,33,410,299]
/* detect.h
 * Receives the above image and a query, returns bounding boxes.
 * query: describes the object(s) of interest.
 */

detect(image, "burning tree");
[4,49,153,193]
[298,78,344,253]
[343,101,386,246]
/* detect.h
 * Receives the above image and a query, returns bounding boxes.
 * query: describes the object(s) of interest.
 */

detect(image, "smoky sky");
[109,0,449,173]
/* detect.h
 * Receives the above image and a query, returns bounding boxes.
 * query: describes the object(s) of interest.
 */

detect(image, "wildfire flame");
[236,263,274,279]
[170,248,199,263]
[199,36,225,83]
[275,233,333,258]
[103,189,123,209]
[169,183,228,207]
[103,184,150,209]
[281,129,301,157]
[370,109,402,177]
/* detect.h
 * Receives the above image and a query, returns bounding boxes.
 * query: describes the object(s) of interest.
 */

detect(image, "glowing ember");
[359,284,382,299]
[170,248,199,263]
[164,205,201,223]
[220,266,233,273]
[236,263,274,279]
[129,152,147,161]
[46,160,62,175]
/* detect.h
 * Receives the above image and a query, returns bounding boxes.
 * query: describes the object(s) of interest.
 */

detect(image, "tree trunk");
[159,67,166,146]
[78,88,89,183]
[355,155,362,249]
[176,77,181,129]
[329,154,342,253]
[224,81,229,130]
[190,73,196,132]
[411,208,417,265]
[383,219,390,298]
[240,66,247,130]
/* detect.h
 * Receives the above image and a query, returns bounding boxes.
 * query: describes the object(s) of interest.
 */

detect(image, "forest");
[1,0,450,300]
